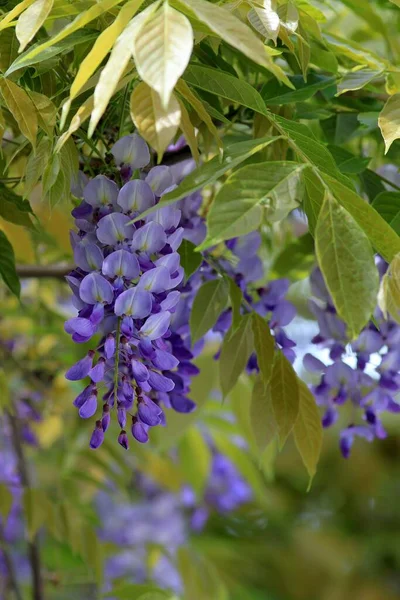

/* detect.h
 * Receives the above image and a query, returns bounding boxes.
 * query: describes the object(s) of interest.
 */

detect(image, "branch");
[16,265,73,279]
[8,414,44,600]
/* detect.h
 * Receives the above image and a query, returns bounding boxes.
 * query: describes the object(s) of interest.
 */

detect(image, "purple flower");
[111,134,150,169]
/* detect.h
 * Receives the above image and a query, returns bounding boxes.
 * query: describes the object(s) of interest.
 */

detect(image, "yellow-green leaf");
[133,2,193,108]
[293,378,322,481]
[13,0,126,63]
[378,253,400,323]
[24,137,52,197]
[269,351,299,448]
[247,1,280,44]
[23,489,48,540]
[315,194,379,339]
[88,2,159,137]
[251,312,275,386]
[379,93,400,154]
[0,0,36,32]
[69,0,144,102]
[28,90,57,137]
[250,375,277,454]
[16,0,54,52]
[182,0,292,86]
[190,278,228,345]
[130,82,181,160]
[0,484,13,521]
[178,427,211,497]
[0,79,37,147]
[176,78,221,150]
[219,315,253,398]
[177,98,199,163]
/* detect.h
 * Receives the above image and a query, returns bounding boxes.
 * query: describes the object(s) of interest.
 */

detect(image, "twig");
[16,265,73,279]
[0,522,24,600]
[8,414,44,600]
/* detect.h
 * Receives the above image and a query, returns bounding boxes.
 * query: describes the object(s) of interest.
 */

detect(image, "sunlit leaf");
[130,82,180,160]
[177,98,199,163]
[247,1,280,44]
[69,0,144,103]
[190,278,228,344]
[337,68,382,96]
[16,0,54,52]
[88,3,159,136]
[0,231,20,298]
[293,378,322,481]
[181,0,292,86]
[378,253,400,324]
[379,93,400,154]
[0,0,36,32]
[133,2,193,108]
[219,315,253,398]
[198,162,305,249]
[0,79,37,148]
[269,351,299,447]
[315,194,379,338]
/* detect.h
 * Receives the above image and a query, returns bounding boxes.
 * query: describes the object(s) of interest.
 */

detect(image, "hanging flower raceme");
[65,134,199,450]
[304,264,400,458]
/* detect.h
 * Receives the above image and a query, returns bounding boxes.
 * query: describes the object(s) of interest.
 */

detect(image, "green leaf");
[0,79,37,148]
[23,489,48,540]
[24,138,52,196]
[379,93,400,154]
[0,183,34,228]
[130,82,181,162]
[219,315,253,398]
[88,3,159,136]
[133,2,193,108]
[261,73,335,105]
[0,484,13,521]
[0,30,19,73]
[227,276,243,332]
[183,64,269,116]
[42,153,60,196]
[82,524,103,586]
[178,426,211,496]
[6,30,98,76]
[178,239,202,281]
[132,136,280,222]
[321,173,400,263]
[327,145,370,174]
[190,278,228,344]
[250,375,277,454]
[336,68,382,96]
[0,231,20,298]
[0,370,12,415]
[270,351,299,447]
[176,78,222,149]
[16,0,54,53]
[180,0,292,86]
[372,192,400,235]
[13,0,125,64]
[378,253,400,324]
[104,585,173,600]
[315,194,379,338]
[251,313,275,386]
[293,378,322,481]
[198,161,305,249]
[272,233,314,281]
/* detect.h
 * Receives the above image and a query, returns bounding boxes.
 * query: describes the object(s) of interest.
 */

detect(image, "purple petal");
[66,351,94,380]
[145,165,174,196]
[303,353,326,373]
[152,349,179,370]
[104,334,115,359]
[90,421,104,449]
[118,430,129,449]
[148,371,175,392]
[96,213,135,245]
[73,384,94,408]
[80,272,114,305]
[138,266,170,293]
[89,358,105,383]
[140,312,171,340]
[232,231,261,259]
[90,302,105,325]
[160,291,181,311]
[155,252,180,273]
[131,419,149,443]
[131,359,149,382]
[79,393,98,418]
[74,243,104,272]
[83,175,118,207]
[167,227,184,251]
[65,317,95,338]
[111,134,150,168]
[167,266,184,289]
[169,394,196,413]
[138,397,162,426]
[117,406,127,428]
[146,206,181,231]
[102,249,139,280]
[71,171,90,198]
[102,404,111,431]
[114,287,152,318]
[131,222,167,254]
[117,180,155,214]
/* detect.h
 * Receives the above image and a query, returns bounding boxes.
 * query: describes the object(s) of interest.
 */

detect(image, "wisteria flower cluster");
[304,263,400,457]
